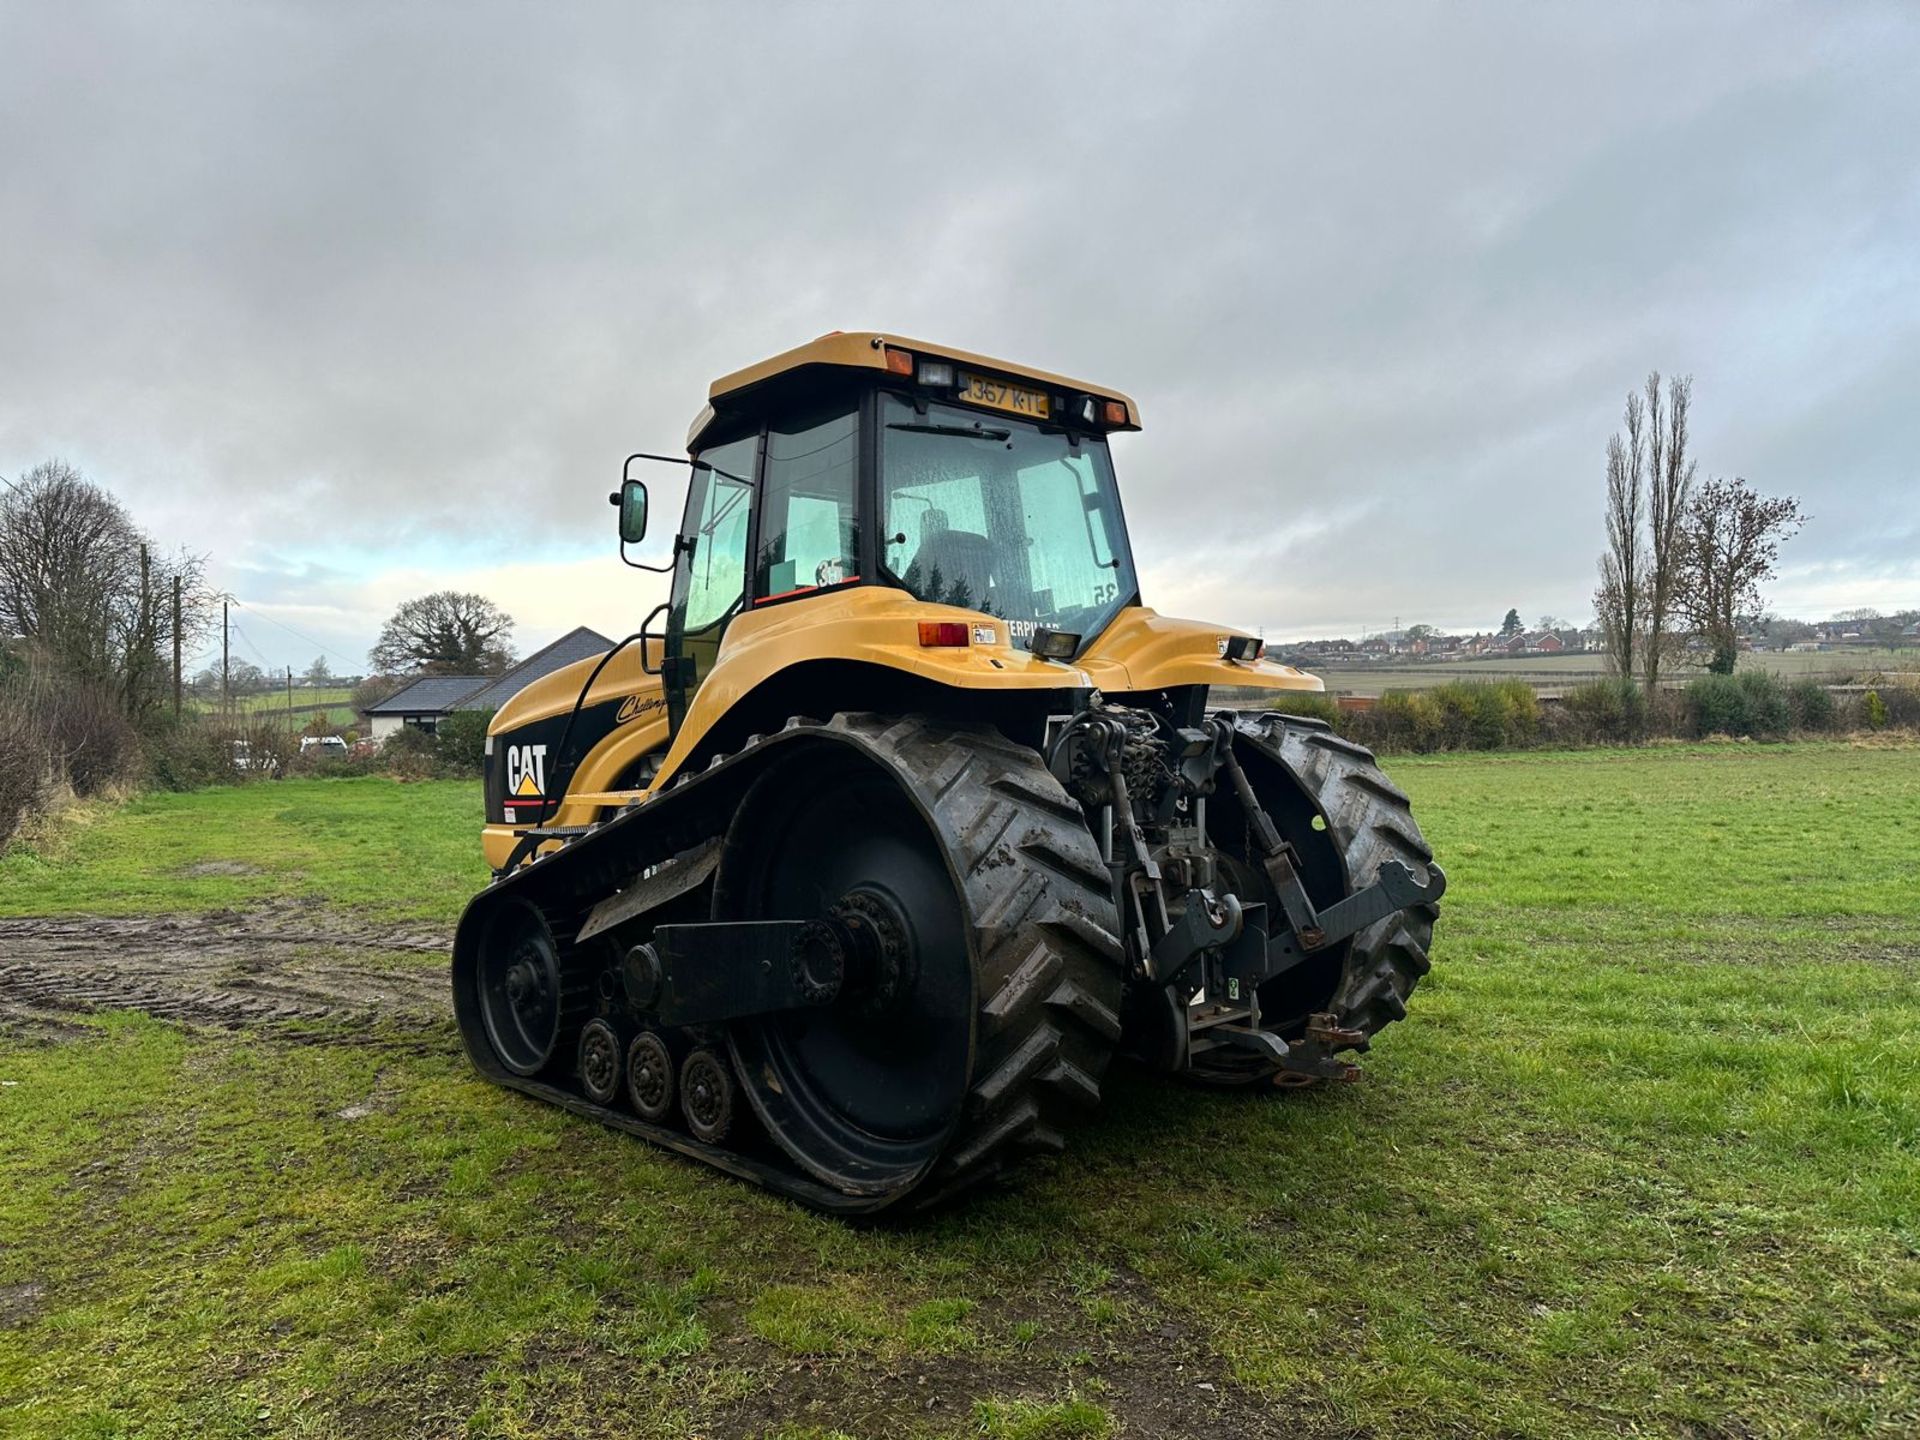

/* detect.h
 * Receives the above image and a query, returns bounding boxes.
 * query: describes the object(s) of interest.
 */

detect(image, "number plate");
[959,372,1052,420]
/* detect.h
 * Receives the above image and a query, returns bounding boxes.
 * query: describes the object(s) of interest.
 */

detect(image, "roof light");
[917,360,954,387]
[1030,628,1080,660]
[1073,395,1098,427]
[918,621,970,647]
[1103,400,1128,425]
[884,346,915,375]
[1222,635,1264,663]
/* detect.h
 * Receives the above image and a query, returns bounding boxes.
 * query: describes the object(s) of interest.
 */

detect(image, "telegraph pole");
[172,576,182,717]
[138,544,151,706]
[222,598,231,712]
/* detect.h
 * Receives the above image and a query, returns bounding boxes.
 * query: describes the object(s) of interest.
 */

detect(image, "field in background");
[1301,646,1919,696]
[173,686,363,737]
[2,746,1917,1438]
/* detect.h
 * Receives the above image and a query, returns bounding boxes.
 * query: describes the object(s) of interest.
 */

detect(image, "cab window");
[755,405,859,601]
[672,433,757,691]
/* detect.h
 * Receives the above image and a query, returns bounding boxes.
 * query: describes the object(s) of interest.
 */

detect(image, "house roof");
[365,675,490,714]
[456,626,616,712]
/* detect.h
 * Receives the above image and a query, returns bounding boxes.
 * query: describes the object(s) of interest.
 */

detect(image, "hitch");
[1145,888,1243,984]
[1216,726,1445,955]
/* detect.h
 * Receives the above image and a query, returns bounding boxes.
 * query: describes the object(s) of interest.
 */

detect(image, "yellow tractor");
[453,332,1442,1212]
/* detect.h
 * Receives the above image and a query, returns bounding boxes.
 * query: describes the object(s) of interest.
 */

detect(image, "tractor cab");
[485,333,1320,870]
[615,333,1146,730]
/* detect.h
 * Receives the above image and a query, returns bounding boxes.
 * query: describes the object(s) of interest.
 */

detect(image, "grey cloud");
[2,1,1915,662]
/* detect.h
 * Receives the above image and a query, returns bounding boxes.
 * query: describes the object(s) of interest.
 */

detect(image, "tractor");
[452,332,1442,1212]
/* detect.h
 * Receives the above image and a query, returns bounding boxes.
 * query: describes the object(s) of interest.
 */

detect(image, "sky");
[2,2,1916,674]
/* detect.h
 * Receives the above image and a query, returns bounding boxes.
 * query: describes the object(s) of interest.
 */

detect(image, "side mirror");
[613,479,648,545]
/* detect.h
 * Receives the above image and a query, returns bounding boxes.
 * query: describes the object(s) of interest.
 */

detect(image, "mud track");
[0,904,451,1037]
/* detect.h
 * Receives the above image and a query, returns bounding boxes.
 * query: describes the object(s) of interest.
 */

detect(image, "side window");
[681,436,757,636]
[757,406,858,600]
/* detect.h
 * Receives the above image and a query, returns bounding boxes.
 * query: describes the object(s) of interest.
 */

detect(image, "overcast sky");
[3,2,1915,673]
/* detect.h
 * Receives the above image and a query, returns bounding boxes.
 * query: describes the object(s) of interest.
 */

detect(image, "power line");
[227,622,272,667]
[226,597,361,671]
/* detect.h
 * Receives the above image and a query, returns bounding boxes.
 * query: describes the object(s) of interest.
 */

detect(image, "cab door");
[663,433,758,732]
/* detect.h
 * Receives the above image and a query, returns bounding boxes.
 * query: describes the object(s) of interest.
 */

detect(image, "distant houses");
[1288,627,1589,664]
[363,626,614,740]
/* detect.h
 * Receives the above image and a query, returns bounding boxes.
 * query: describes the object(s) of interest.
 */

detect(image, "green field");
[0,778,487,922]
[189,686,358,717]
[3,745,1918,1438]
[1301,646,1919,697]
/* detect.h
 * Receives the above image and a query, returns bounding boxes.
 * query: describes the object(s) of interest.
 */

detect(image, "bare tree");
[1593,390,1646,678]
[370,591,516,675]
[1678,477,1805,674]
[0,460,211,717]
[1642,373,1696,692]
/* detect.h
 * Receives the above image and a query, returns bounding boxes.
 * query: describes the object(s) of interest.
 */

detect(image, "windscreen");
[878,395,1137,651]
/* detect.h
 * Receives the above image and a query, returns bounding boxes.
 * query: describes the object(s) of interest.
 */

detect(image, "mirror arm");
[638,601,672,675]
[619,541,676,574]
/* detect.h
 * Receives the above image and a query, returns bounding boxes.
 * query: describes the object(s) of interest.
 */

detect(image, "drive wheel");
[474,898,570,1076]
[721,718,1126,1206]
[626,1031,675,1122]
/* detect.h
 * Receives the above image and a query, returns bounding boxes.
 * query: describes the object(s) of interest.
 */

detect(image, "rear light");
[884,346,915,375]
[918,621,970,647]
[1103,400,1128,425]
[917,359,954,387]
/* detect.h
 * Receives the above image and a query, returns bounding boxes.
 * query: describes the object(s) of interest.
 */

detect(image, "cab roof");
[687,331,1142,450]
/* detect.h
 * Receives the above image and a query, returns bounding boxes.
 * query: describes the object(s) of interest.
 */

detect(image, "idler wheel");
[475,899,567,1076]
[680,1048,734,1144]
[626,1031,675,1122]
[576,1017,624,1105]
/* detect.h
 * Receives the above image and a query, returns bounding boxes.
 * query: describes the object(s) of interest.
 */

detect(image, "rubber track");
[1227,712,1438,1068]
[451,713,1126,1214]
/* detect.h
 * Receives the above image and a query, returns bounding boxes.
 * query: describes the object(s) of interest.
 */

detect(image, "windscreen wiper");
[887,422,1011,442]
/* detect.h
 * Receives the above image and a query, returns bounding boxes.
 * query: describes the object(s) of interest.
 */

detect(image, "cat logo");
[505,743,548,798]
[616,693,666,725]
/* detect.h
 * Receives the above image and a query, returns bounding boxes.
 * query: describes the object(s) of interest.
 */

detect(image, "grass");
[0,776,489,923]
[2,742,1917,1436]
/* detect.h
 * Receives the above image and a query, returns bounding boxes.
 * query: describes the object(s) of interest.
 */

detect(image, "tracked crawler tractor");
[453,333,1443,1212]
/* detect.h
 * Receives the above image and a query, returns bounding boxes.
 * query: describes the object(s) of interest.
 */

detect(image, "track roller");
[680,1048,734,1144]
[625,1031,675,1122]
[576,1017,624,1105]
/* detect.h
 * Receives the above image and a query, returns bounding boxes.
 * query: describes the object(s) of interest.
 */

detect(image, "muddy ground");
[0,902,450,1037]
